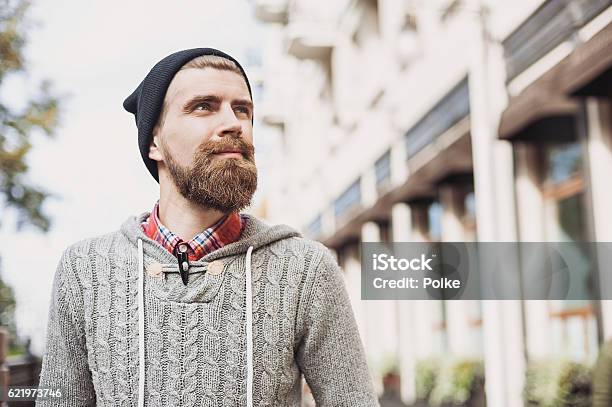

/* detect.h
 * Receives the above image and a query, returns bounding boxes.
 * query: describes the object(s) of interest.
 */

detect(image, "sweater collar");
[141,200,245,261]
[121,210,301,265]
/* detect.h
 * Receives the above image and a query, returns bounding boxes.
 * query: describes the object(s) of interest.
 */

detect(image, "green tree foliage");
[1,0,61,233]
[0,0,61,357]
[524,358,592,407]
[0,258,23,355]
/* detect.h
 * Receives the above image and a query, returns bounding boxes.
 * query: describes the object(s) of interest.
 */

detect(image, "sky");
[0,0,268,355]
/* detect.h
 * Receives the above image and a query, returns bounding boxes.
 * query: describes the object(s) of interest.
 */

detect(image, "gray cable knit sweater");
[36,212,379,406]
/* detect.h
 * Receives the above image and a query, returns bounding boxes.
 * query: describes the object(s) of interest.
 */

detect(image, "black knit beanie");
[123,48,253,183]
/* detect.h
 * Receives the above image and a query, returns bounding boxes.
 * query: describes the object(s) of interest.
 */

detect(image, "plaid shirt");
[141,200,245,261]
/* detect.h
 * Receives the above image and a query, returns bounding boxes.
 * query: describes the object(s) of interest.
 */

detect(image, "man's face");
[149,67,257,213]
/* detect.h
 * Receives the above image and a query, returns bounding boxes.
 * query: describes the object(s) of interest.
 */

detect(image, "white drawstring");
[137,238,145,407]
[136,240,254,407]
[245,245,254,407]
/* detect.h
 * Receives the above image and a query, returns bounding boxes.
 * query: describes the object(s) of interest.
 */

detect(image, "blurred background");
[0,0,611,406]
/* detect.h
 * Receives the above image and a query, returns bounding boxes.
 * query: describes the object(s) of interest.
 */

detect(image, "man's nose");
[218,104,242,137]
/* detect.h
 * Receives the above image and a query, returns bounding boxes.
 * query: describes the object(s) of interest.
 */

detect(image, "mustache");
[197,136,255,160]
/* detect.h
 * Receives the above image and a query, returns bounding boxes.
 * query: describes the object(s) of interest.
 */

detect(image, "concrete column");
[514,144,544,240]
[391,137,408,187]
[343,243,368,345]
[439,184,474,356]
[585,98,612,339]
[362,221,381,242]
[514,144,552,359]
[362,164,379,209]
[466,2,525,405]
[377,0,404,42]
[406,202,438,366]
[327,247,339,264]
[392,203,417,404]
[321,206,336,238]
[362,221,398,386]
[392,203,412,242]
[413,302,439,358]
[439,185,465,241]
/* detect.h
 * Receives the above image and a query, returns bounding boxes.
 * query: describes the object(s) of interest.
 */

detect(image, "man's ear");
[148,133,164,162]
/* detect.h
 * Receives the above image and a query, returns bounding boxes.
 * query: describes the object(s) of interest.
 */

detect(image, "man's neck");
[157,187,226,242]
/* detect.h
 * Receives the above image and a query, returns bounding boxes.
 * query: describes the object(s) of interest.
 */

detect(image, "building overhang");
[561,21,612,97]
[254,0,288,24]
[322,123,473,248]
[499,21,612,142]
[499,50,580,143]
[286,21,335,60]
[321,208,365,250]
[498,90,579,143]
[258,102,286,127]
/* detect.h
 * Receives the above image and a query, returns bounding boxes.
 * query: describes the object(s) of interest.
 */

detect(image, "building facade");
[254,0,612,405]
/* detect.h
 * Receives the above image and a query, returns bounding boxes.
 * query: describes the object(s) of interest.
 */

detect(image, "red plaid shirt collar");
[141,200,245,261]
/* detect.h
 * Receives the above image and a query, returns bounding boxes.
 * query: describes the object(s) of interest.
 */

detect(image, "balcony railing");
[334,178,362,222]
[503,0,610,81]
[404,77,470,159]
[374,149,391,193]
[306,214,323,239]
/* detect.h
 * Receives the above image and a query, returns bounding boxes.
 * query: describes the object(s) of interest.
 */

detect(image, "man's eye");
[235,106,250,115]
[194,103,211,111]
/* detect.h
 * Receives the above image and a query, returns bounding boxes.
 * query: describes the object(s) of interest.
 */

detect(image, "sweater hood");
[120,210,302,264]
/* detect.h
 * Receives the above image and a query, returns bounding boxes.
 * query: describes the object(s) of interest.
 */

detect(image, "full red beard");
[161,134,258,213]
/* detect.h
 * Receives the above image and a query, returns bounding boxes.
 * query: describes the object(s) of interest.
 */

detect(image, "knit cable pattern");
[36,213,380,407]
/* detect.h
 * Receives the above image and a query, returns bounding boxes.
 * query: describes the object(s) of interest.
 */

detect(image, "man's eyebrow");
[182,95,221,111]
[182,95,253,112]
[232,99,253,109]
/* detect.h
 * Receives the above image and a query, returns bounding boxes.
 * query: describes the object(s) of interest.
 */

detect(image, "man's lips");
[213,150,244,158]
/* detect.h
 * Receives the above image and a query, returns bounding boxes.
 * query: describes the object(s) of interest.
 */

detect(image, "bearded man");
[36,48,379,407]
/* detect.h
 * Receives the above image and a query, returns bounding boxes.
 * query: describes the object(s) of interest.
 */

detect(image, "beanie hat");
[123,48,253,183]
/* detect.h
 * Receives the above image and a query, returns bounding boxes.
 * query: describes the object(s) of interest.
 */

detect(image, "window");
[408,199,443,242]
[334,178,362,221]
[541,142,582,185]
[432,300,449,353]
[427,201,443,242]
[375,150,392,194]
[462,190,477,241]
[539,141,587,242]
[548,300,598,362]
[537,140,597,361]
